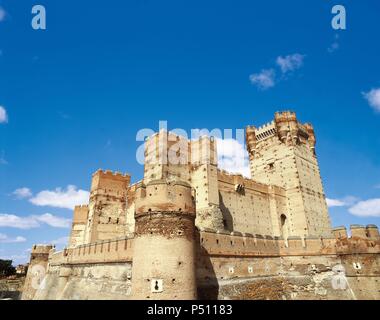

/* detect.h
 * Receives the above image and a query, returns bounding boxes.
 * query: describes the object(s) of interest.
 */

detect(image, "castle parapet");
[275,111,298,143]
[31,244,55,256]
[91,169,131,196]
[333,226,348,239]
[73,205,89,224]
[92,169,130,179]
[69,205,90,248]
[350,225,367,239]
[333,225,379,241]
[366,225,379,239]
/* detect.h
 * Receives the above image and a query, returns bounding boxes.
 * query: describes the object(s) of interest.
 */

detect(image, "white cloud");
[0,214,40,229]
[30,185,89,210]
[0,6,6,22]
[326,196,359,208]
[349,198,380,217]
[363,88,380,112]
[0,233,27,243]
[0,213,70,229]
[249,69,276,90]
[0,106,8,123]
[326,198,346,207]
[249,53,305,90]
[328,195,380,218]
[216,138,251,178]
[13,187,33,199]
[276,53,305,73]
[36,213,71,228]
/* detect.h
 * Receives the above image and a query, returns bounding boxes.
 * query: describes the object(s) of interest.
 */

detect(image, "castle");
[22,112,380,300]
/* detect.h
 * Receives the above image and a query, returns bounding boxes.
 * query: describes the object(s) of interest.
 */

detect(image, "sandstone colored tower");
[246,111,331,238]
[144,130,224,231]
[84,170,131,243]
[131,179,197,299]
[21,245,55,300]
[69,205,89,248]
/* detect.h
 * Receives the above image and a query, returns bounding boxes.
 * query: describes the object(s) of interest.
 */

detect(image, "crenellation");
[333,226,348,239]
[366,224,379,238]
[350,224,367,239]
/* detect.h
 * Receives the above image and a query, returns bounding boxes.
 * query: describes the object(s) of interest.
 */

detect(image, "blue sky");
[1,0,380,265]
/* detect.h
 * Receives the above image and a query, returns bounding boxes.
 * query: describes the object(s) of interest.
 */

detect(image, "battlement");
[91,169,131,194]
[73,205,89,224]
[254,121,277,142]
[256,121,275,132]
[49,236,134,266]
[367,225,380,238]
[47,225,380,268]
[332,226,348,239]
[275,110,297,121]
[349,224,379,239]
[246,111,318,156]
[198,227,380,257]
[74,204,89,209]
[31,244,55,255]
[303,123,315,136]
[144,130,217,168]
[92,169,130,180]
[332,225,380,240]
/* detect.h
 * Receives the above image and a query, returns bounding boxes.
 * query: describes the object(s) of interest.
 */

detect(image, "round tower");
[131,179,197,300]
[274,111,299,144]
[21,245,55,300]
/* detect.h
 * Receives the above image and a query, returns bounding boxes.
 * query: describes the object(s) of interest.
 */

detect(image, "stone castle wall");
[25,225,380,300]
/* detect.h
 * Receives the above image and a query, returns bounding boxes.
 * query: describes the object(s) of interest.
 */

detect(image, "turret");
[247,111,332,238]
[304,123,316,155]
[274,111,298,144]
[69,205,89,247]
[245,125,257,160]
[90,169,130,196]
[84,169,130,243]
[131,179,197,299]
[21,245,55,300]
